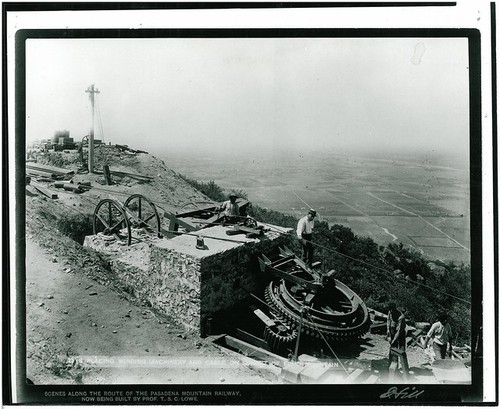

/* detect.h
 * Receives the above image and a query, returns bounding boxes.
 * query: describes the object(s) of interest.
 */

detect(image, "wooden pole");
[103,164,112,185]
[85,84,100,173]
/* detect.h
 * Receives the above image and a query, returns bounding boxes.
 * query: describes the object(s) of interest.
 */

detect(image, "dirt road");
[25,238,275,385]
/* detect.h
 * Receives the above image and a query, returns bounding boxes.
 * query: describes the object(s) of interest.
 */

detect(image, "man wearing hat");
[297,209,317,268]
[219,192,240,222]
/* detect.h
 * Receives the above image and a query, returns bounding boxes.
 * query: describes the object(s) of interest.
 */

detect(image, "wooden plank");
[279,246,295,257]
[282,362,306,383]
[292,256,323,281]
[323,269,336,277]
[233,328,270,351]
[163,212,200,232]
[408,329,424,346]
[363,374,379,384]
[224,335,288,367]
[32,185,58,199]
[232,225,263,235]
[368,308,388,319]
[175,206,218,218]
[271,254,297,268]
[26,169,61,179]
[253,309,276,327]
[299,364,331,383]
[345,368,364,382]
[109,169,153,180]
[264,264,322,292]
[26,162,73,175]
[34,177,55,183]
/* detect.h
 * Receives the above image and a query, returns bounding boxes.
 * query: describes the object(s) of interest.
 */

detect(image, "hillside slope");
[23,144,471,386]
[35,145,214,215]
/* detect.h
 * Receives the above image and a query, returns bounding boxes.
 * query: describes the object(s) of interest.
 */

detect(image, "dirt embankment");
[25,147,278,384]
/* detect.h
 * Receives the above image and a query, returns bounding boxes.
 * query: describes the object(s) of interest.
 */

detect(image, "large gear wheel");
[264,276,370,342]
[263,322,298,353]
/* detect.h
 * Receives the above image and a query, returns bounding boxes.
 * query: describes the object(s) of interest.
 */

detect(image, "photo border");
[4,3,496,405]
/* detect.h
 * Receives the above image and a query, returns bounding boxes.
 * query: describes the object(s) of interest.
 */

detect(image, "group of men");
[296,205,457,365]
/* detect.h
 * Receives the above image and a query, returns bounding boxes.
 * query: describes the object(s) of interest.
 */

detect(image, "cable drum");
[264,277,371,342]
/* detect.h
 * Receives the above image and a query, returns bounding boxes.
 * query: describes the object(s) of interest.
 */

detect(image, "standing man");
[386,302,401,341]
[388,307,410,377]
[423,314,453,359]
[389,307,407,354]
[297,209,316,268]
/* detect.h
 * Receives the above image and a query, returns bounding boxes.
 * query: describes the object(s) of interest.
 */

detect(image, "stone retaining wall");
[84,224,292,336]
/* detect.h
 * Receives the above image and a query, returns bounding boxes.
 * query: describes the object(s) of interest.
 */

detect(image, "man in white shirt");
[296,209,316,267]
[423,314,453,359]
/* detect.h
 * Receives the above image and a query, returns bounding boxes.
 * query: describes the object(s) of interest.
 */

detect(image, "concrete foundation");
[84,224,292,335]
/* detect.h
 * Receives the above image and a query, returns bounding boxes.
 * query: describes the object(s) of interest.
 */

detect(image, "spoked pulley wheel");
[124,194,161,237]
[93,199,132,245]
[264,273,370,342]
[243,216,258,228]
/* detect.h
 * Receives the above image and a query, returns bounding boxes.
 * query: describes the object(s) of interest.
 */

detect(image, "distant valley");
[164,151,470,264]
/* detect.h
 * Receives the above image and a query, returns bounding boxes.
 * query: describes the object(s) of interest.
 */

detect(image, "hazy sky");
[26,37,470,158]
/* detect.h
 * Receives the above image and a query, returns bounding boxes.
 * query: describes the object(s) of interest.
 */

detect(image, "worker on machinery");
[219,192,240,224]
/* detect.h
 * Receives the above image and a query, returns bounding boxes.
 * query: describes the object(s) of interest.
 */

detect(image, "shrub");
[40,152,79,168]
[179,175,226,202]
[55,214,94,244]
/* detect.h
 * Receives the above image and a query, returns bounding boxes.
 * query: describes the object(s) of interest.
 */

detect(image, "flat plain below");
[165,151,470,264]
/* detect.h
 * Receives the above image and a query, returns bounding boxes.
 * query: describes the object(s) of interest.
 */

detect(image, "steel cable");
[260,224,471,305]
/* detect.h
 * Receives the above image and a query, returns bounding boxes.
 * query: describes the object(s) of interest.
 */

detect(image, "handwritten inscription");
[380,387,424,399]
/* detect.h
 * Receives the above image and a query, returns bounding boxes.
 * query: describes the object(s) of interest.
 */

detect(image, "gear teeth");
[263,321,298,354]
[263,281,370,342]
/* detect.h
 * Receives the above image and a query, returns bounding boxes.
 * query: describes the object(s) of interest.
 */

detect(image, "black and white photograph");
[4,2,497,405]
